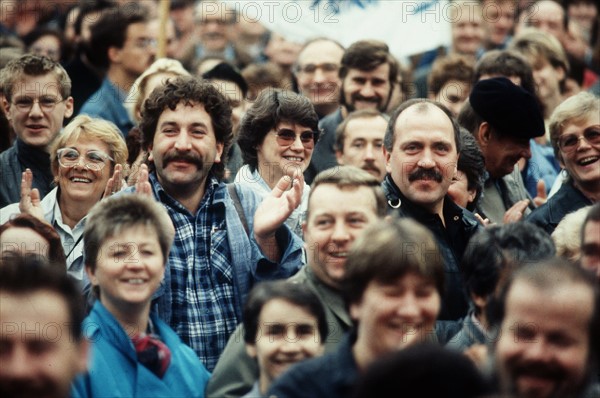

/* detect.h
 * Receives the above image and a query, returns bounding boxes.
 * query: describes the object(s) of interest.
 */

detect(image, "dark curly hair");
[237,88,319,172]
[140,76,233,180]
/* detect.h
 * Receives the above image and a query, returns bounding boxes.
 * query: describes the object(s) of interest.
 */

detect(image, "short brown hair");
[343,218,445,306]
[428,54,475,96]
[308,166,388,219]
[335,109,388,152]
[237,88,319,171]
[140,76,233,180]
[339,40,398,86]
[0,54,71,101]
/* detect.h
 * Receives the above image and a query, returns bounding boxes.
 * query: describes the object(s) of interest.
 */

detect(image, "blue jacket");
[527,179,593,235]
[72,301,210,398]
[79,78,133,137]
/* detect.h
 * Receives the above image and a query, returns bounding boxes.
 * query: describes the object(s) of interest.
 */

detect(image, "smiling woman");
[72,195,209,398]
[236,89,319,236]
[0,115,128,282]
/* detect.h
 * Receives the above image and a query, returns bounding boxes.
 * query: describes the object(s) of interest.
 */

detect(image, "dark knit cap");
[469,77,545,139]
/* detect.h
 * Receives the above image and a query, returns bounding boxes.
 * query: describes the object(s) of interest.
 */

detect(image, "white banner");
[220,0,452,60]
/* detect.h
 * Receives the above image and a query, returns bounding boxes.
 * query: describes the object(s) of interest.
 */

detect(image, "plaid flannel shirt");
[147,173,303,370]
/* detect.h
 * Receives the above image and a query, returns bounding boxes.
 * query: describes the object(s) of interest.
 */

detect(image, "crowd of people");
[0,0,599,397]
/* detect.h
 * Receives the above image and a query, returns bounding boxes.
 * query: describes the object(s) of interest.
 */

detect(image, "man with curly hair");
[135,76,304,370]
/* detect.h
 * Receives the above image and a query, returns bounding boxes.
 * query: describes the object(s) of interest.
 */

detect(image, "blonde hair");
[549,92,600,162]
[50,114,128,176]
[552,206,592,262]
[125,58,190,123]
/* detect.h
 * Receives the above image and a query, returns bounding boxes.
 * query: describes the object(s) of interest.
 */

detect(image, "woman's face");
[56,136,113,205]
[256,121,315,184]
[557,112,600,190]
[0,227,50,259]
[88,225,164,313]
[351,272,441,359]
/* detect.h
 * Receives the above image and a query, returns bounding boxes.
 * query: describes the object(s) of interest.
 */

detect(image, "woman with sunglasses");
[236,89,320,236]
[0,114,128,282]
[527,92,600,234]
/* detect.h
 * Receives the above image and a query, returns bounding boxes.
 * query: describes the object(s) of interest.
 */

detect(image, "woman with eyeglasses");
[0,115,128,283]
[527,92,600,234]
[236,89,320,237]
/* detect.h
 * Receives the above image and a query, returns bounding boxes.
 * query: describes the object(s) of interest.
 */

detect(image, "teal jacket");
[72,301,210,397]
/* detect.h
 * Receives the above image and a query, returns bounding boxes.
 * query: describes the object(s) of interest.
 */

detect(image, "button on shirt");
[150,173,237,371]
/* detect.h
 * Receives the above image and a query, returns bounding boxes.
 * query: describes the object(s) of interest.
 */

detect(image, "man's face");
[113,22,156,78]
[148,19,177,59]
[336,116,387,181]
[246,298,324,393]
[479,126,531,179]
[198,13,231,52]
[495,279,593,398]
[556,112,600,191]
[527,0,566,40]
[342,63,391,113]
[350,273,441,360]
[0,290,88,398]
[264,33,302,68]
[581,220,600,282]
[451,5,485,55]
[295,40,343,108]
[384,104,458,214]
[149,102,224,196]
[482,0,516,47]
[4,73,73,150]
[303,184,380,289]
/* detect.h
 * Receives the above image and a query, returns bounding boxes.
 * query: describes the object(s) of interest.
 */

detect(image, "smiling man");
[460,77,546,224]
[207,166,386,398]
[0,54,74,207]
[491,258,599,398]
[382,98,480,321]
[335,109,388,182]
[294,38,344,119]
[304,40,397,183]
[135,76,304,371]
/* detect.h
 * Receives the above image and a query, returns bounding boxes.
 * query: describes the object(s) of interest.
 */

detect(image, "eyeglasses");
[558,127,600,154]
[297,63,339,75]
[275,129,317,148]
[11,96,66,113]
[57,148,114,171]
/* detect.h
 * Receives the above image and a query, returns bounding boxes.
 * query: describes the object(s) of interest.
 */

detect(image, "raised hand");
[134,164,152,197]
[19,169,45,221]
[102,164,124,198]
[532,179,547,207]
[254,172,303,239]
[253,171,304,261]
[503,199,530,224]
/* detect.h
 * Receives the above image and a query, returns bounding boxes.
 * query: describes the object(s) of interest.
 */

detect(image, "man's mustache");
[362,161,381,173]
[408,168,443,183]
[351,93,379,104]
[163,152,204,168]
